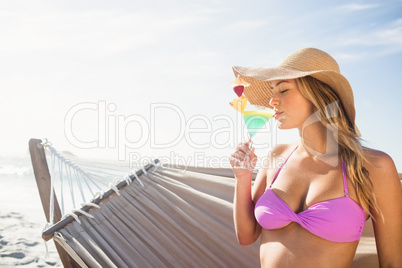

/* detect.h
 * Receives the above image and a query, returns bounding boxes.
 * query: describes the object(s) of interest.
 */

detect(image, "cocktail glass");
[231,99,274,171]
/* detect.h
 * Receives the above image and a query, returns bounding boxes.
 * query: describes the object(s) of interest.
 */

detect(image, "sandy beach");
[0,159,62,268]
[0,211,61,267]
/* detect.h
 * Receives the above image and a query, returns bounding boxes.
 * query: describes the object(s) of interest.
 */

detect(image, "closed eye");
[280,89,289,94]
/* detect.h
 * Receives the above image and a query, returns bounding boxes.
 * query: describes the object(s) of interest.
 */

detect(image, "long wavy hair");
[296,76,380,219]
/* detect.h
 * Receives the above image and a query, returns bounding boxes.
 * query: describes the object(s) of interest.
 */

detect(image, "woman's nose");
[269,93,279,107]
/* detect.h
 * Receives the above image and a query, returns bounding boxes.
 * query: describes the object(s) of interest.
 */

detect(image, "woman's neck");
[297,121,340,166]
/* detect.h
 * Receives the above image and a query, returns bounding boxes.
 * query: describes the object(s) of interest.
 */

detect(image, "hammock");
[29,139,380,268]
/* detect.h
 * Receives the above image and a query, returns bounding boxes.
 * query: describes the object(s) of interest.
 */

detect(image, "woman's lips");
[274,111,283,119]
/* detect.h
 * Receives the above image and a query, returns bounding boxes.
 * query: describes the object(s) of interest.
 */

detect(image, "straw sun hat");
[232,47,358,134]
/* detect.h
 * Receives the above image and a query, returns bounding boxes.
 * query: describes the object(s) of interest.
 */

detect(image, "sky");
[0,0,401,171]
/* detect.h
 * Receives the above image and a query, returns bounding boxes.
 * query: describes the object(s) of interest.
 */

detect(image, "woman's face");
[269,79,315,130]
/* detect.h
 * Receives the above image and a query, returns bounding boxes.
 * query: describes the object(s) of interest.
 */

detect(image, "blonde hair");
[296,76,379,218]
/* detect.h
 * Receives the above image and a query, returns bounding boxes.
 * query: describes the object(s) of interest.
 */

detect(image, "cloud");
[339,3,380,11]
[336,18,402,59]
[375,18,402,45]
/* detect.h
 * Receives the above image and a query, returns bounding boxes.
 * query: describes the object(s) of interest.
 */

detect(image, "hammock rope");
[39,142,159,241]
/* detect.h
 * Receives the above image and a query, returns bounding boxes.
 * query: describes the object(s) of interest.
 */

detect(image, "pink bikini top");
[254,147,366,243]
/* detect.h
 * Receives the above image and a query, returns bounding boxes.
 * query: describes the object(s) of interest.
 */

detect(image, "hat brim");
[232,65,357,134]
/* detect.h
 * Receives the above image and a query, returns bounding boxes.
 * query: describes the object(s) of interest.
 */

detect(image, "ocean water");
[0,156,43,221]
[0,156,62,267]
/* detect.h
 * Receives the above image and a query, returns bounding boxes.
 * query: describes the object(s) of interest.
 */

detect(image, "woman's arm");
[233,168,263,245]
[367,151,402,267]
[231,141,265,245]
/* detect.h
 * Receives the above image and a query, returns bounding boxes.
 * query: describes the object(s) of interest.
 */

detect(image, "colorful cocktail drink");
[242,104,274,138]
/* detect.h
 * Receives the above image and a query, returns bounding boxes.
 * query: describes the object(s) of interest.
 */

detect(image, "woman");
[230,48,401,267]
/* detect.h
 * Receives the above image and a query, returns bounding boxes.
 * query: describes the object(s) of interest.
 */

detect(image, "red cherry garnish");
[233,85,244,97]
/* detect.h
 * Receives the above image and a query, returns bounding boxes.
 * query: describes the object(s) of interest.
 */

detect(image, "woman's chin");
[277,122,286,129]
[277,122,293,130]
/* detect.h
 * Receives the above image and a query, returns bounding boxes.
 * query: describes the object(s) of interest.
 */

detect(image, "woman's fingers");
[229,156,242,168]
[230,141,257,171]
[232,144,250,161]
[235,141,252,154]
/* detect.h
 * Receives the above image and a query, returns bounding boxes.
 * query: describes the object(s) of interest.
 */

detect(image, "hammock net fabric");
[53,165,260,268]
[36,142,379,268]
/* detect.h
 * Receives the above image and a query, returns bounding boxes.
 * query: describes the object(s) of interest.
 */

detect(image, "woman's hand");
[230,140,257,177]
[231,140,262,245]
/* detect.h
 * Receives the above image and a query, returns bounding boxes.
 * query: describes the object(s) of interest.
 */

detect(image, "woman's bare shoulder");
[256,143,296,175]
[362,147,399,184]
[258,142,299,178]
[266,142,299,165]
[362,150,402,265]
[269,142,299,159]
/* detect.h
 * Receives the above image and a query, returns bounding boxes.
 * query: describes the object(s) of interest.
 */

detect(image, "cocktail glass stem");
[233,138,255,171]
